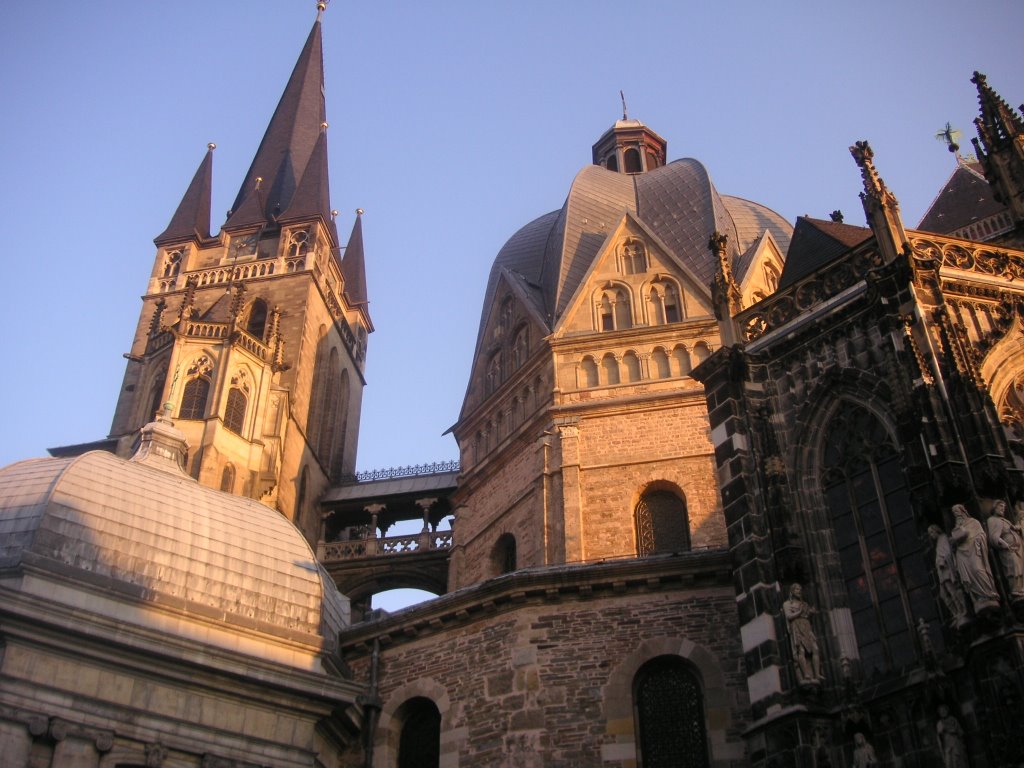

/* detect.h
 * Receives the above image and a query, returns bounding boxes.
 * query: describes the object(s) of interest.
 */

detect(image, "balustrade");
[322,529,454,562]
[185,321,228,339]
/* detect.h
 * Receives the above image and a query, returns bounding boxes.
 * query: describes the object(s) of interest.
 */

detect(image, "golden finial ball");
[356,208,364,216]
[208,142,216,150]
[321,121,329,131]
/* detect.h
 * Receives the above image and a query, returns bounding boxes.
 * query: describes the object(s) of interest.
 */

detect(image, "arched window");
[178,377,210,420]
[162,248,182,278]
[634,656,709,768]
[599,293,615,331]
[622,239,647,274]
[673,346,692,377]
[220,464,236,493]
[245,299,268,339]
[486,352,503,394]
[645,149,661,172]
[307,325,328,449]
[635,489,690,555]
[624,147,642,174]
[821,401,935,676]
[512,325,529,368]
[318,348,340,465]
[493,533,517,574]
[652,348,671,379]
[663,285,681,323]
[397,698,441,768]
[692,342,711,365]
[606,155,619,172]
[602,353,620,385]
[147,373,166,423]
[296,465,308,525]
[581,356,599,388]
[615,289,632,329]
[623,351,642,382]
[224,387,247,434]
[650,288,666,324]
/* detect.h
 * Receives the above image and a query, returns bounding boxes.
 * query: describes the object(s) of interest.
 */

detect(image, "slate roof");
[778,217,872,289]
[480,157,793,338]
[917,160,1007,234]
[341,212,369,313]
[225,19,328,230]
[154,145,213,245]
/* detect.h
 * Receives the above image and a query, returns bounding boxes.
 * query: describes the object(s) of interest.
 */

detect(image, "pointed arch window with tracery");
[820,400,938,676]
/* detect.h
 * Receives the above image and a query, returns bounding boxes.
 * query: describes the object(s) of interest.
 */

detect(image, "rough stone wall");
[575,395,724,558]
[344,585,748,768]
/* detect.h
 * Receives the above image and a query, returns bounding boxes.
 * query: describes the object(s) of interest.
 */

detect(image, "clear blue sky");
[0,0,1021,474]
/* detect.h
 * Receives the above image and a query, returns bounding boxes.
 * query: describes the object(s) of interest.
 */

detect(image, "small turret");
[154,144,214,245]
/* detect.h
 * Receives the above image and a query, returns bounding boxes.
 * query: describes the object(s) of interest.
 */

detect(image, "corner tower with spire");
[106,6,371,542]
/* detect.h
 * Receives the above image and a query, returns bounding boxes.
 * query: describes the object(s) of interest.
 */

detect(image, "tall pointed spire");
[278,123,334,240]
[224,16,327,230]
[155,144,214,245]
[970,72,1024,228]
[341,209,370,314]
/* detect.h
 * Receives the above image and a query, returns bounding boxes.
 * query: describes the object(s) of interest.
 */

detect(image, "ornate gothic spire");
[154,144,214,245]
[224,16,328,230]
[850,140,908,264]
[970,72,1024,226]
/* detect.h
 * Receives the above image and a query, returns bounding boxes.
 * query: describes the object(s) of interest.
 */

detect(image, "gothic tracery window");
[635,489,690,555]
[179,377,210,420]
[821,401,936,676]
[245,299,268,339]
[224,387,247,434]
[162,248,183,278]
[634,656,709,768]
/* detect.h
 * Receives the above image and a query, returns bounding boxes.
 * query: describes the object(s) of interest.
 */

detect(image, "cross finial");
[620,90,628,120]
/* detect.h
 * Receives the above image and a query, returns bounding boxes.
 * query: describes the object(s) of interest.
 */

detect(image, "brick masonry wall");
[342,583,748,768]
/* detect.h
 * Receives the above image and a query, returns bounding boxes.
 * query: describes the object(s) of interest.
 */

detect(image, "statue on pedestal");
[928,524,969,627]
[986,499,1024,601]
[936,705,969,768]
[783,582,822,685]
[950,504,1000,613]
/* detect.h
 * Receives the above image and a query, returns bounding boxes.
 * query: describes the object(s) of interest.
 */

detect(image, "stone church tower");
[104,11,370,538]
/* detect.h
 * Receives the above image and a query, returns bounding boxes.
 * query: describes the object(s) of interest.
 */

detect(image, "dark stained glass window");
[224,388,247,434]
[821,400,938,676]
[636,491,690,555]
[178,377,210,420]
[635,656,709,768]
[398,697,441,768]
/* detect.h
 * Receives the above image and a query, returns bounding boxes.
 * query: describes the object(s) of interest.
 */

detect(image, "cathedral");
[2,6,1024,768]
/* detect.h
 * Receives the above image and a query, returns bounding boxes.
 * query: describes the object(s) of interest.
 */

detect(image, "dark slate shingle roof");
[778,217,871,289]
[917,160,1007,234]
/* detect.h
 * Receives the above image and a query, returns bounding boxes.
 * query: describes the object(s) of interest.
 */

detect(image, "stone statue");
[783,583,822,685]
[852,732,878,768]
[928,524,969,627]
[936,705,969,768]
[986,499,1024,601]
[950,504,1000,613]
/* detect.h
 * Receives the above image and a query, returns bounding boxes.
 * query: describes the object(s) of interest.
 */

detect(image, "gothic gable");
[554,213,714,337]
[460,270,548,418]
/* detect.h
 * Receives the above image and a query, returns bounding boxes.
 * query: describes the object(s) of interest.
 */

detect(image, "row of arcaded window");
[473,375,546,464]
[486,297,531,396]
[594,280,683,332]
[579,342,711,387]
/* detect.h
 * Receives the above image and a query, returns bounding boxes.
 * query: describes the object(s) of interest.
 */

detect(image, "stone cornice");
[338,550,731,658]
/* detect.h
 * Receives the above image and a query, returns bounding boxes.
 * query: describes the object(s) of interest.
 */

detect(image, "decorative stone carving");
[986,499,1024,601]
[852,732,878,768]
[783,583,822,685]
[145,742,168,767]
[928,524,969,627]
[950,504,1000,613]
[936,705,969,768]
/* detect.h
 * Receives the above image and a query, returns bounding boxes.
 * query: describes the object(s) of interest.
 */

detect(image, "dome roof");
[0,423,347,661]
[482,158,792,335]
